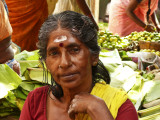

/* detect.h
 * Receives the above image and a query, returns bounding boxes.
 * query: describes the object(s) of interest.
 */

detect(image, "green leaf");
[19,82,35,92]
[15,50,39,61]
[18,60,40,75]
[0,64,22,99]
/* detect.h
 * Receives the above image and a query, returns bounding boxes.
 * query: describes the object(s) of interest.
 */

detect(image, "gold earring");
[93,62,97,66]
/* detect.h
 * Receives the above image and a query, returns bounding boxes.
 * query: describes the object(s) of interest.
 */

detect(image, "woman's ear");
[91,54,99,66]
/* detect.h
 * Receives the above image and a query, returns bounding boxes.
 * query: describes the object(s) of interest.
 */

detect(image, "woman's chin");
[60,79,81,89]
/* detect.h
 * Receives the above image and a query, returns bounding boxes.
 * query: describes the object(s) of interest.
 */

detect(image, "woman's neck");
[61,82,93,105]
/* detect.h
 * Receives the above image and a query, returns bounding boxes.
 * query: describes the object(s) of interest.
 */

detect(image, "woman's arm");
[126,0,146,28]
[125,0,155,32]
[151,12,160,32]
[75,0,99,30]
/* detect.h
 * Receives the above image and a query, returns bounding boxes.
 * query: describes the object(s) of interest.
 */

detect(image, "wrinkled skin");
[68,93,114,120]
[45,28,94,90]
[45,28,114,120]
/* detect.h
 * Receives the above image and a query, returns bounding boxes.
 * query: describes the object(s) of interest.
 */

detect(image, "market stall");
[0,29,160,120]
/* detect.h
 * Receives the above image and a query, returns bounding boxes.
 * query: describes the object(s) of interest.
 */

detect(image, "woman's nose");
[59,52,72,69]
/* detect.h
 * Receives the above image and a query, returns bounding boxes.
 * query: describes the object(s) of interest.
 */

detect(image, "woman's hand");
[13,61,21,75]
[156,25,160,32]
[68,93,114,120]
[144,24,156,32]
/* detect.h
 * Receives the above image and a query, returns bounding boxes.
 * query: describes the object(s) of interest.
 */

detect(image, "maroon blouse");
[19,86,138,120]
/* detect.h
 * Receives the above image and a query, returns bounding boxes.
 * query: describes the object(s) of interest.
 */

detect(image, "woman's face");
[45,29,97,89]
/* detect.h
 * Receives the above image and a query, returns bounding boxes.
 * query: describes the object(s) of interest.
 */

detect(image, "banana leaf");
[144,80,160,104]
[110,66,137,92]
[0,64,22,99]
[12,87,27,100]
[19,82,35,92]
[18,60,40,75]
[16,98,25,111]
[27,67,51,85]
[15,50,40,75]
[14,50,39,61]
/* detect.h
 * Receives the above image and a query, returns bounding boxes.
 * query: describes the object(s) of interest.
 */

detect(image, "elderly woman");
[19,11,138,120]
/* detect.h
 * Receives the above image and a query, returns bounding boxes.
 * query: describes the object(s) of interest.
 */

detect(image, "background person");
[155,0,160,23]
[48,0,98,30]
[5,0,98,52]
[0,0,20,75]
[108,0,160,37]
[19,11,138,120]
[104,1,111,23]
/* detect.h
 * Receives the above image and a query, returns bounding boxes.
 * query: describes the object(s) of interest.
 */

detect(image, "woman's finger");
[68,104,76,120]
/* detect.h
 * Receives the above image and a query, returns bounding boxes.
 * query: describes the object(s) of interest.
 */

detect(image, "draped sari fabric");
[0,0,12,41]
[53,0,91,14]
[76,82,128,120]
[108,0,158,37]
[5,0,48,51]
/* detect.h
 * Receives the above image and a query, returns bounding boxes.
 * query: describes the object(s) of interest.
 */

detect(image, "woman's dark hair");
[37,11,110,98]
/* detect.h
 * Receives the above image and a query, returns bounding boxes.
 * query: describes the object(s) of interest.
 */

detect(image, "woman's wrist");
[87,99,114,120]
[144,24,148,29]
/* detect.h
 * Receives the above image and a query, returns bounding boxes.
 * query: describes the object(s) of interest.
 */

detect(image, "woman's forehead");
[49,29,70,41]
[54,35,67,43]
[47,29,83,48]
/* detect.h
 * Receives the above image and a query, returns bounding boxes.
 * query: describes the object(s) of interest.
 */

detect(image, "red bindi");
[59,43,64,47]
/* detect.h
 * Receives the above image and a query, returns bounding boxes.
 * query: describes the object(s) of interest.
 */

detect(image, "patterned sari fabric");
[0,0,12,41]
[5,0,48,51]
[108,0,158,37]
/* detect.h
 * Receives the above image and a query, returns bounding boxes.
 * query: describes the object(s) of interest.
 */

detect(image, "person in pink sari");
[108,0,160,37]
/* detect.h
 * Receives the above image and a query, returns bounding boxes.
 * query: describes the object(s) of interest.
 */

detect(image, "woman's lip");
[60,72,78,79]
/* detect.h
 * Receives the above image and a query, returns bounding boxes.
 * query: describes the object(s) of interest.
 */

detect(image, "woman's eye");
[70,47,80,54]
[49,51,58,56]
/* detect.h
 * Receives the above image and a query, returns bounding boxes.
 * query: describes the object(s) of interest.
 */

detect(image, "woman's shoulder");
[92,81,127,99]
[20,86,49,119]
[116,99,139,120]
[94,81,126,93]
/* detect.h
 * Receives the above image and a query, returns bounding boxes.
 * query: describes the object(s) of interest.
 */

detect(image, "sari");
[76,82,128,120]
[0,0,12,41]
[5,0,48,51]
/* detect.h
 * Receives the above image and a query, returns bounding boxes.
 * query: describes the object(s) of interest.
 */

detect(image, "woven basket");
[139,41,160,51]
